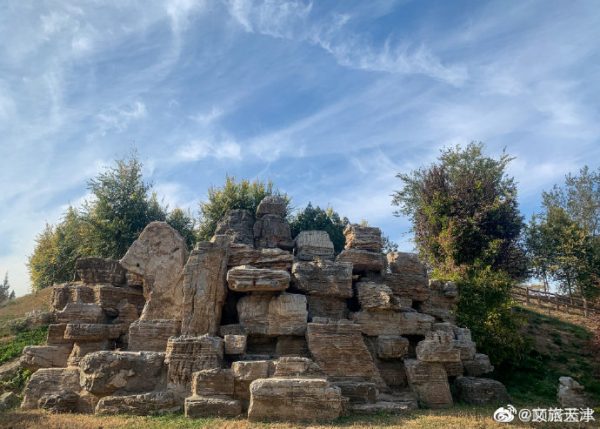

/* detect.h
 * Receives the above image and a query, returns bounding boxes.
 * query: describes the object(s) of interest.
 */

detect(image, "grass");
[0,288,52,337]
[0,406,541,429]
[494,305,600,406]
[0,326,48,366]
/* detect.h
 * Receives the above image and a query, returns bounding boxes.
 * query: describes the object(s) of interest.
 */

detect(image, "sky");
[1,0,599,296]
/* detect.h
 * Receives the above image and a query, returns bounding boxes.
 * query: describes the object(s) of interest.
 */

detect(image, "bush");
[0,326,48,365]
[289,203,349,254]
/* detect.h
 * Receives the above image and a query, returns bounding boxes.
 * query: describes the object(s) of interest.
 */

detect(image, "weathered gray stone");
[120,221,188,320]
[51,283,94,311]
[214,209,255,246]
[164,335,224,389]
[334,381,378,404]
[292,260,353,298]
[96,391,181,415]
[352,310,434,336]
[237,293,307,336]
[416,331,461,363]
[20,345,71,371]
[79,351,166,396]
[185,395,242,418]
[463,353,494,376]
[248,378,343,421]
[306,320,383,386]
[75,257,127,286]
[55,303,105,324]
[454,376,510,405]
[356,282,400,311]
[377,335,409,359]
[67,341,112,367]
[276,336,309,357]
[295,230,334,261]
[21,368,81,411]
[224,335,246,355]
[387,252,427,276]
[337,249,385,273]
[227,244,293,270]
[63,323,122,342]
[227,266,290,292]
[421,280,458,322]
[253,214,294,250]
[192,368,234,396]
[349,391,418,414]
[306,295,348,320]
[256,195,287,218]
[404,359,453,408]
[344,224,382,252]
[272,357,324,378]
[181,240,229,336]
[557,376,588,408]
[232,360,274,403]
[384,272,430,302]
[128,319,181,352]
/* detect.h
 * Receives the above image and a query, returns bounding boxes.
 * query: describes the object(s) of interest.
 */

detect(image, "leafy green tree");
[197,176,288,241]
[392,142,527,365]
[82,156,167,258]
[0,273,15,305]
[289,203,349,253]
[167,208,197,249]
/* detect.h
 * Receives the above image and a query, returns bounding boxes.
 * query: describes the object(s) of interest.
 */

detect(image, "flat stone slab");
[185,395,242,418]
[227,266,290,292]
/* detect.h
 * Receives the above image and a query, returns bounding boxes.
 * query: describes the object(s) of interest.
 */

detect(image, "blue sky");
[1,0,599,296]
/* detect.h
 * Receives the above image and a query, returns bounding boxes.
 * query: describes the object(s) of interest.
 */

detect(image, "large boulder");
[237,293,307,336]
[306,295,348,320]
[79,351,167,396]
[291,260,353,298]
[384,272,430,302]
[253,214,294,250]
[387,252,427,276]
[377,335,409,359]
[463,353,494,376]
[227,266,290,292]
[181,240,229,336]
[228,244,293,270]
[356,282,401,311]
[248,378,343,421]
[192,368,234,396]
[231,360,274,404]
[119,221,188,320]
[256,195,287,218]
[336,249,385,274]
[453,376,510,405]
[344,224,382,252]
[557,376,588,408]
[420,280,458,323]
[351,310,434,336]
[75,257,127,286]
[21,368,82,412]
[272,357,324,378]
[294,230,334,261]
[214,209,255,246]
[306,319,383,386]
[96,391,181,415]
[164,335,224,390]
[128,319,181,352]
[404,359,453,408]
[20,345,71,371]
[185,395,242,418]
[55,303,105,324]
[415,331,461,363]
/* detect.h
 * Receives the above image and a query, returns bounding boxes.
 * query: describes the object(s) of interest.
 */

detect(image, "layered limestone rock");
[294,230,335,261]
[19,196,508,421]
[120,221,188,320]
[164,335,224,390]
[75,257,127,286]
[228,244,293,270]
[306,319,383,386]
[557,376,588,408]
[214,209,255,246]
[181,240,229,336]
[227,266,290,292]
[248,378,343,421]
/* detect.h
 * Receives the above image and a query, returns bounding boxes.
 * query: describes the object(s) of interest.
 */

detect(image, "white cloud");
[175,139,242,161]
[96,101,147,134]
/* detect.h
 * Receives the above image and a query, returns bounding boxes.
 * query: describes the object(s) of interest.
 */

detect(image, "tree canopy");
[0,273,15,305]
[289,203,349,253]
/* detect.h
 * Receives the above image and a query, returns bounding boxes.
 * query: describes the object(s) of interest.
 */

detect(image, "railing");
[512,285,600,317]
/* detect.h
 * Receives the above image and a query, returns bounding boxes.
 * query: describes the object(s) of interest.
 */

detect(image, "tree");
[392,142,527,366]
[0,273,15,305]
[392,142,526,279]
[167,208,197,249]
[28,154,195,290]
[197,176,288,241]
[289,203,349,254]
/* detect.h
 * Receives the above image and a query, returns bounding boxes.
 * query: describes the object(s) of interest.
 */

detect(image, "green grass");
[495,306,600,406]
[0,325,48,365]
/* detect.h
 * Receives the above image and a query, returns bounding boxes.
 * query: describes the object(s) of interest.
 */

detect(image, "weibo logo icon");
[493,405,517,423]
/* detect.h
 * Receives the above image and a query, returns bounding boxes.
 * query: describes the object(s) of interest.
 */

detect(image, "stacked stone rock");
[19,196,508,421]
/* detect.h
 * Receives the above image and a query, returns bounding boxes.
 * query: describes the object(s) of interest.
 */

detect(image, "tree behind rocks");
[0,273,15,305]
[289,203,349,254]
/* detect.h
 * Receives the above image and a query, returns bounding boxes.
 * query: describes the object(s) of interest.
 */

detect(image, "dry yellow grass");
[0,408,543,429]
[0,288,52,322]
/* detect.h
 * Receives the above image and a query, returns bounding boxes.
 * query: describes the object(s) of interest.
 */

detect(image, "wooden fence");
[512,285,600,317]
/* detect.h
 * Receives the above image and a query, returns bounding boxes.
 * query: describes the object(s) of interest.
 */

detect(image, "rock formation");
[18,199,505,421]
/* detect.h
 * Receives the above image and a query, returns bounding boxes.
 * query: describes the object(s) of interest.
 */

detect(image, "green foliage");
[28,154,194,290]
[197,176,288,241]
[0,273,15,306]
[166,208,197,249]
[289,203,349,253]
[0,367,32,392]
[456,266,526,366]
[0,326,48,365]
[393,143,528,366]
[526,166,600,299]
[392,142,526,279]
